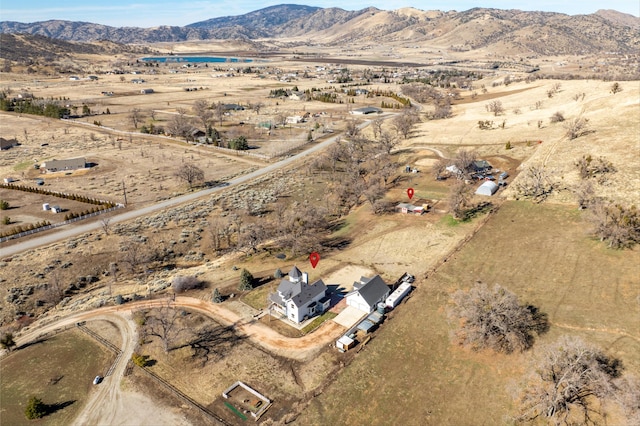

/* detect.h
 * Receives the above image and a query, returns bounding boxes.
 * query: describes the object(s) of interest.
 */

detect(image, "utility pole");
[122,181,128,206]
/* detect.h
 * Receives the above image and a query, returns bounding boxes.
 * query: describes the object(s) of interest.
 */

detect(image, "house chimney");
[302,272,308,285]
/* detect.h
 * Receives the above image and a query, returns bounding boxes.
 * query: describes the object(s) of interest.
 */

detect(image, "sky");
[1,0,638,27]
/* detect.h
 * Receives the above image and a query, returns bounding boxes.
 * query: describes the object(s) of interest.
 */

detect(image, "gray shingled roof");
[291,279,327,307]
[272,275,327,308]
[289,265,302,279]
[354,275,389,307]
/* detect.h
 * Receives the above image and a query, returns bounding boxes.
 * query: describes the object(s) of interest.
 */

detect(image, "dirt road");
[0,115,388,258]
[11,295,344,425]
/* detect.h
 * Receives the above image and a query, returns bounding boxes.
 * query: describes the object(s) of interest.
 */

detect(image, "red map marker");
[407,188,415,200]
[309,252,320,269]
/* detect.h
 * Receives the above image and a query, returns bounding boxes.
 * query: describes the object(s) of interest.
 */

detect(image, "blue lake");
[141,56,252,63]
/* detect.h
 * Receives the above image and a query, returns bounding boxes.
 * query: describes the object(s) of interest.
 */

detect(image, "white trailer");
[385,281,412,309]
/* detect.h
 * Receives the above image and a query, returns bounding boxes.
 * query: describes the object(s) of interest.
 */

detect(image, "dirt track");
[11,295,345,424]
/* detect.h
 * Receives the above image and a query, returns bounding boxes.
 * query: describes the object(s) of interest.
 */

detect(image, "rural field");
[1,15,639,425]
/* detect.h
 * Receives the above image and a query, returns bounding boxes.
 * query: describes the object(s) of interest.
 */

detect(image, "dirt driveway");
[11,294,345,425]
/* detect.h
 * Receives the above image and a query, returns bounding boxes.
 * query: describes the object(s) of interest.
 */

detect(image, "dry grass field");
[0,330,113,426]
[1,41,638,425]
[302,200,640,425]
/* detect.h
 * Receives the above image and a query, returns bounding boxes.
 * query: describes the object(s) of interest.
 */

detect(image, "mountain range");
[1,4,638,56]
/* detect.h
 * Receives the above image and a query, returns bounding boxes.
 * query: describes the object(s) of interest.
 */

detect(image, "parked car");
[93,375,103,385]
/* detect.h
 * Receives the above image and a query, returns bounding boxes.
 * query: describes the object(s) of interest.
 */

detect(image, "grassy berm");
[301,200,640,425]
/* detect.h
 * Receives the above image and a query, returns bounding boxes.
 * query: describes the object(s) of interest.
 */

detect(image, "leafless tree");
[392,110,420,139]
[448,282,547,353]
[250,101,264,114]
[363,181,386,212]
[280,201,328,256]
[144,304,186,353]
[514,165,556,203]
[371,118,384,139]
[166,108,192,140]
[237,223,266,255]
[345,119,361,138]
[514,336,622,425]
[588,200,640,249]
[100,218,111,235]
[128,108,144,129]
[432,157,449,180]
[564,117,591,140]
[192,99,212,130]
[448,181,472,220]
[614,375,640,424]
[486,100,505,116]
[376,131,399,155]
[175,163,204,189]
[119,236,151,275]
[452,149,477,180]
[213,101,226,127]
[574,180,596,210]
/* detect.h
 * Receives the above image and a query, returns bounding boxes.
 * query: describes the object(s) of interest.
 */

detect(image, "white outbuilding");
[475,180,499,196]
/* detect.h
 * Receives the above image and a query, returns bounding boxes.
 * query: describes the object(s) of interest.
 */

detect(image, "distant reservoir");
[141,56,253,63]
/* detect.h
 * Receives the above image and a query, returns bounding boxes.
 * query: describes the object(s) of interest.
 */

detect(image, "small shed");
[336,335,355,351]
[51,205,62,213]
[140,88,154,94]
[475,181,499,196]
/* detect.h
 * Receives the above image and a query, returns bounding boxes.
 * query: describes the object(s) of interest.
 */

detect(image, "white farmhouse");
[269,266,330,323]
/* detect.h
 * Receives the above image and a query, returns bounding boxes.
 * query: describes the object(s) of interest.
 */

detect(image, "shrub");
[0,200,9,210]
[172,275,200,293]
[2,216,10,225]
[131,353,149,367]
[25,396,47,419]
[212,288,222,303]
[550,111,565,123]
[274,268,283,279]
[0,332,16,350]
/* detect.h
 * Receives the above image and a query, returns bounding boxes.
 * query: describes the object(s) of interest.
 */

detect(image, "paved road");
[0,125,365,258]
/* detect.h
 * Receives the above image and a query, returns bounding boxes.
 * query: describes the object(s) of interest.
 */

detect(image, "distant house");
[472,160,492,173]
[475,180,499,196]
[395,203,426,215]
[223,104,245,111]
[351,106,383,115]
[286,116,304,124]
[346,275,390,313]
[288,91,305,101]
[189,128,207,143]
[0,138,19,150]
[269,266,330,323]
[140,88,154,94]
[41,158,87,173]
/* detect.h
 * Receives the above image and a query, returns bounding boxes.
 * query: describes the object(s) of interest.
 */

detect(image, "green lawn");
[0,330,113,426]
